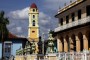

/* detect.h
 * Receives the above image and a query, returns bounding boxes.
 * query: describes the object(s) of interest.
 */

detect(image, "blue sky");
[0,0,76,38]
[0,0,76,58]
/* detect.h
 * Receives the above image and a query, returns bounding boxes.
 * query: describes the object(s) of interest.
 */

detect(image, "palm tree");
[0,11,9,60]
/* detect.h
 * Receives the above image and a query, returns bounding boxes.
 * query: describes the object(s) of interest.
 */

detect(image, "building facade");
[28,3,39,54]
[55,0,90,52]
[0,33,27,60]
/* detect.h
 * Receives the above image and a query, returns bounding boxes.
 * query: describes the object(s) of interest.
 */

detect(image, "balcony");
[55,16,90,32]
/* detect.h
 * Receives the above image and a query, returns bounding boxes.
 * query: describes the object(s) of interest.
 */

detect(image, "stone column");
[57,39,63,52]
[69,37,74,52]
[76,36,80,52]
[57,38,60,52]
[83,35,88,50]
[64,39,68,52]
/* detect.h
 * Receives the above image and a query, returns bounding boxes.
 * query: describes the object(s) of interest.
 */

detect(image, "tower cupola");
[30,3,37,9]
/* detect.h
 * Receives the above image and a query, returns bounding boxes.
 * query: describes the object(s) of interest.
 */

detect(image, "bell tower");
[28,3,39,54]
[28,3,39,42]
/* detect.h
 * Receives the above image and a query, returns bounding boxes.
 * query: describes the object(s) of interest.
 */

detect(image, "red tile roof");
[8,33,18,38]
[30,3,37,9]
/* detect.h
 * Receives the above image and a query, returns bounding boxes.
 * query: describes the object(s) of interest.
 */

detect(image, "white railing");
[57,51,90,60]
[55,16,90,32]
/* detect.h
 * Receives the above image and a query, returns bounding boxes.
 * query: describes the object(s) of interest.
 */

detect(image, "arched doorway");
[78,32,83,51]
[65,35,69,52]
[88,32,90,50]
[60,36,64,52]
[86,31,90,50]
[71,34,76,51]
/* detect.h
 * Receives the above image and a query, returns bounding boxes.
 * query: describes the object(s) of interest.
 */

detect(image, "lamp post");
[42,33,45,54]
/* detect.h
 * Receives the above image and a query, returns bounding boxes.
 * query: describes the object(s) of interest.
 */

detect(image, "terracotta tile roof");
[30,3,37,9]
[8,33,18,38]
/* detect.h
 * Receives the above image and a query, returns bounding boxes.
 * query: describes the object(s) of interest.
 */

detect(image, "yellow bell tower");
[28,3,39,53]
[28,3,39,42]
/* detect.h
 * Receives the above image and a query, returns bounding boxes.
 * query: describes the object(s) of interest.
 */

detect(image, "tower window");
[33,15,35,18]
[32,20,35,26]
[78,10,81,19]
[33,9,35,12]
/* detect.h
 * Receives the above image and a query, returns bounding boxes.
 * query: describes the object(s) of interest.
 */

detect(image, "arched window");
[33,15,35,18]
[32,20,35,26]
[33,9,35,12]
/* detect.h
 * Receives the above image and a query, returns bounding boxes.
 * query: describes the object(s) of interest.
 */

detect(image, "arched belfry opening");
[78,32,83,51]
[71,34,76,51]
[32,20,35,26]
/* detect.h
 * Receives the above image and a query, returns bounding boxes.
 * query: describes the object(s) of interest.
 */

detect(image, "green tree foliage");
[0,11,9,60]
[0,11,9,41]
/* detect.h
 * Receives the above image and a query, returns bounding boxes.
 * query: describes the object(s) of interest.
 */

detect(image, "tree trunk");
[2,28,4,60]
[2,40,4,60]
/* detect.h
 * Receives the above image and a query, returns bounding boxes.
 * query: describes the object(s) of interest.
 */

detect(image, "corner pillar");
[83,35,88,50]
[64,39,68,52]
[58,39,63,52]
[69,37,74,52]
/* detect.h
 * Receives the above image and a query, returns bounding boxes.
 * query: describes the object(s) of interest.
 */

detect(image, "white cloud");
[16,27,22,33]
[7,7,29,20]
[7,7,53,38]
[39,12,51,25]
[7,7,51,25]
[6,0,77,39]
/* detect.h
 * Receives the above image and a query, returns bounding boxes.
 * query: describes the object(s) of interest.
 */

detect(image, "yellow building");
[54,0,90,52]
[28,3,39,53]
